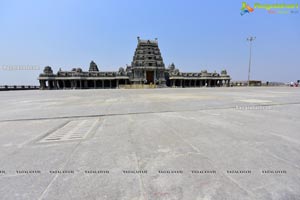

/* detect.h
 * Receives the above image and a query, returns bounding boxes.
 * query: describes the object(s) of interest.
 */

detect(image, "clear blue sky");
[0,0,299,85]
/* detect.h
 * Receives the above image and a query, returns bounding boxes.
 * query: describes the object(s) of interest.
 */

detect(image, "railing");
[0,85,40,91]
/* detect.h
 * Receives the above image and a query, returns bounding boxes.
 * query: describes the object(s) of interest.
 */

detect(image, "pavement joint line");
[126,115,147,200]
[37,132,88,200]
[158,114,258,199]
[0,101,299,123]
[259,147,300,170]
[265,130,300,146]
[0,120,73,159]
[133,151,147,200]
[173,109,300,171]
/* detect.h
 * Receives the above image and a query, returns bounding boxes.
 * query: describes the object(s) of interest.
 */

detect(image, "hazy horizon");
[0,0,299,85]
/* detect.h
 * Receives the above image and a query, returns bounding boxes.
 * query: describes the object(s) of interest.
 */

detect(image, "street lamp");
[247,36,256,86]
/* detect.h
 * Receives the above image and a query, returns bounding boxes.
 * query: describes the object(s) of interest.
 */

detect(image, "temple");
[38,38,230,89]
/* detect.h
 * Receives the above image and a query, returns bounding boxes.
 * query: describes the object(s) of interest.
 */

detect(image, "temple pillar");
[109,80,112,88]
[208,80,211,87]
[172,79,175,87]
[84,80,88,88]
[189,80,191,87]
[102,80,104,89]
[39,80,43,90]
[48,81,52,89]
[94,80,96,89]
[79,80,82,89]
[39,80,44,90]
[180,80,183,88]
[56,81,59,89]
[54,80,58,89]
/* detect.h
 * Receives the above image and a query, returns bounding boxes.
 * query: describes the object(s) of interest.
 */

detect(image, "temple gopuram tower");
[129,37,166,86]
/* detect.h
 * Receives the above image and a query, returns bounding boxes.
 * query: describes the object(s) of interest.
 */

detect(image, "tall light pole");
[247,36,256,86]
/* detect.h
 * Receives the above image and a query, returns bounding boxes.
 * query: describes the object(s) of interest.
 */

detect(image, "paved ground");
[0,87,299,200]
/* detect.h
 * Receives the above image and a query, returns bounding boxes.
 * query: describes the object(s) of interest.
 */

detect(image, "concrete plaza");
[0,87,299,200]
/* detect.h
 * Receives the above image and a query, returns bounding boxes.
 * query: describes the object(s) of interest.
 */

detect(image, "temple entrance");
[146,71,154,84]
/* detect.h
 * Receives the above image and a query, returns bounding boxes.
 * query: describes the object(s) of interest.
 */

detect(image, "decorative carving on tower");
[130,38,166,85]
[89,61,99,72]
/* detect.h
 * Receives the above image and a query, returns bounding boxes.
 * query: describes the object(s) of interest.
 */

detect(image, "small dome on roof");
[43,66,53,74]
